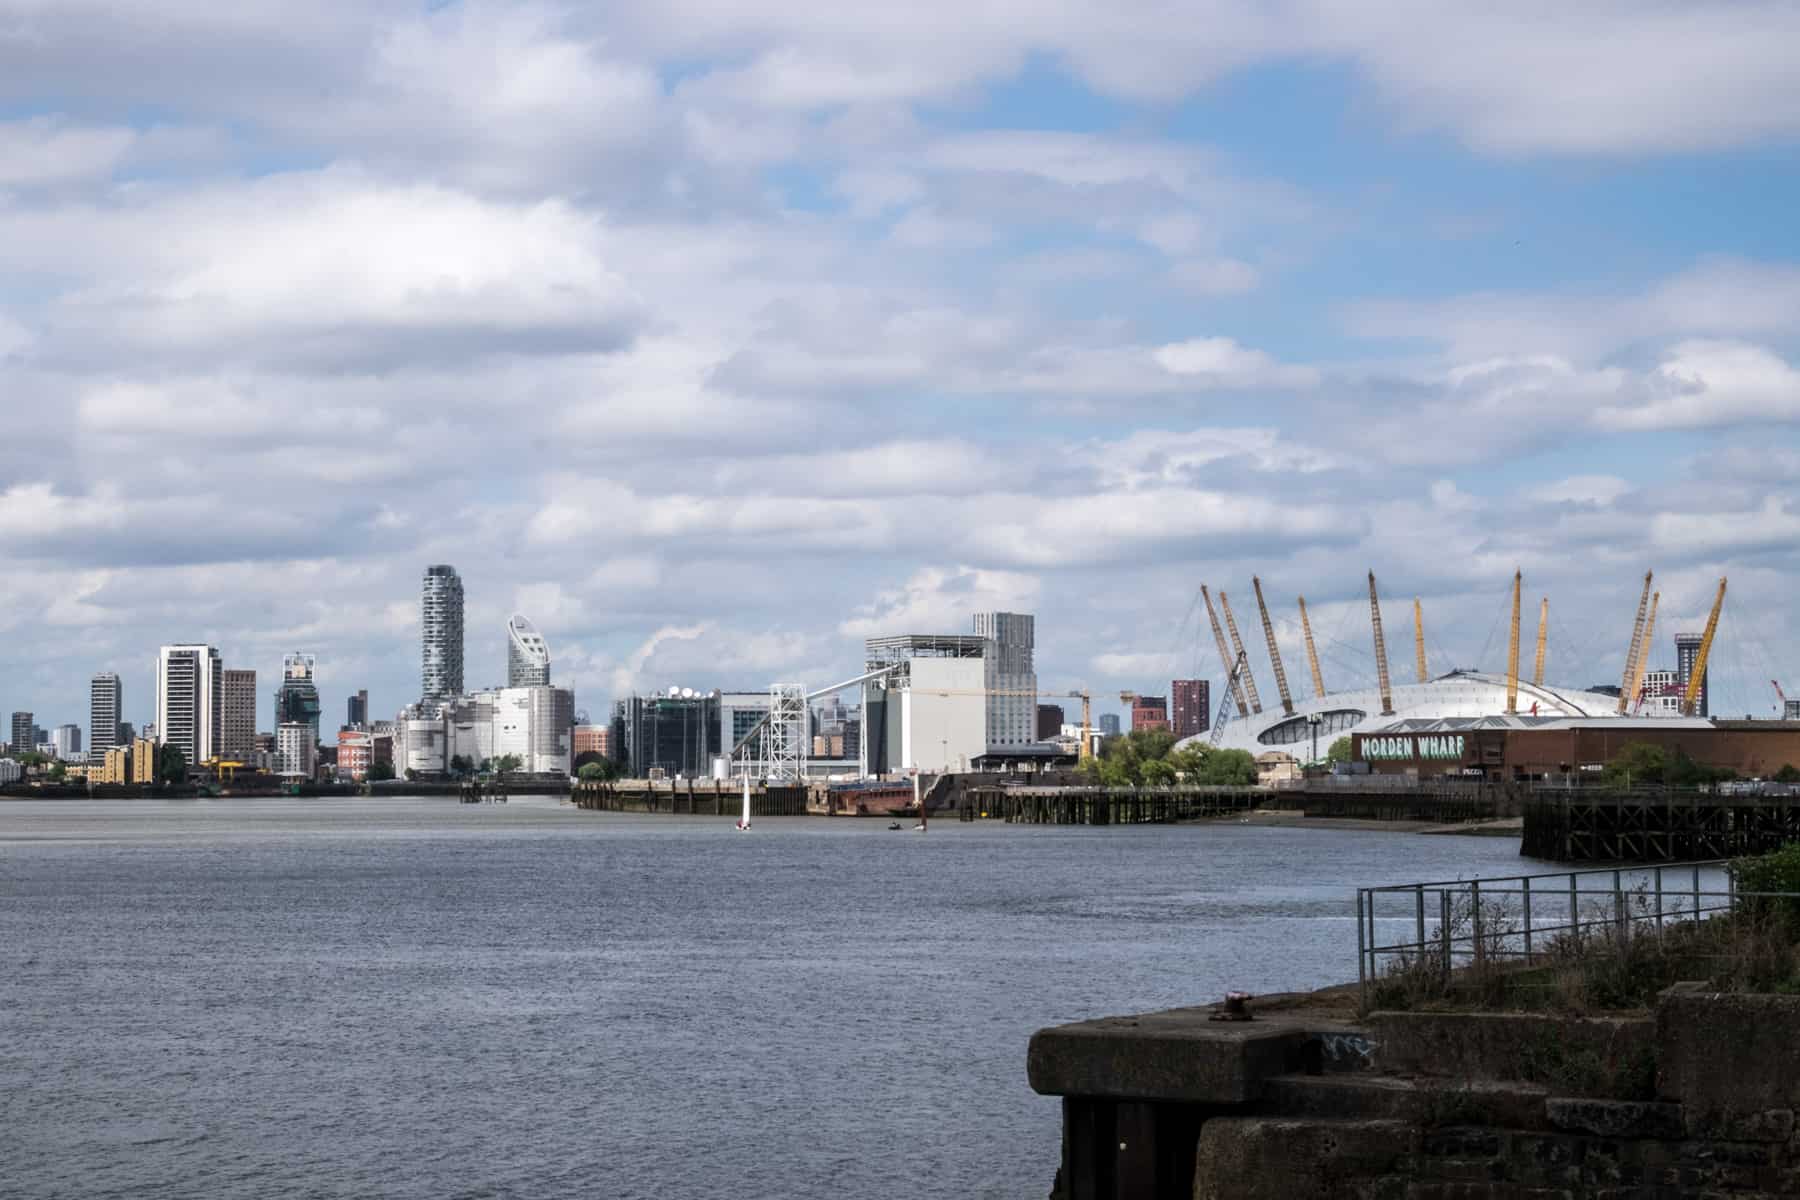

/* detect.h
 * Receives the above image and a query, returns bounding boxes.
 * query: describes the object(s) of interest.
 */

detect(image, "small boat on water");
[887,821,902,831]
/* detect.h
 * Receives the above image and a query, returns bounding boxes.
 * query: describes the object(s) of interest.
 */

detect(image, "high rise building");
[220,669,257,761]
[974,611,1037,748]
[1036,704,1065,740]
[421,564,465,702]
[1675,633,1709,718]
[506,615,551,687]
[51,724,81,760]
[274,654,321,744]
[275,722,317,779]
[9,711,32,754]
[347,689,369,729]
[156,645,222,766]
[1171,679,1211,740]
[1098,713,1121,737]
[1131,696,1171,732]
[90,673,122,757]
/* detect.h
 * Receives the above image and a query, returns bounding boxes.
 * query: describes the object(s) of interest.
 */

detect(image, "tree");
[155,744,187,787]
[1775,764,1800,784]
[367,760,396,783]
[404,767,419,782]
[1602,742,1669,787]
[478,757,493,774]
[449,754,472,778]
[1325,736,1354,765]
[1195,749,1259,786]
[578,760,618,782]
[493,754,523,778]
[48,760,66,780]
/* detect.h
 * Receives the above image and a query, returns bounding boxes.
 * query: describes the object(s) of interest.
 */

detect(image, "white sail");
[738,778,752,831]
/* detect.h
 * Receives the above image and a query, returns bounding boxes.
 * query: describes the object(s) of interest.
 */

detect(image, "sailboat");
[737,777,752,832]
[912,773,927,832]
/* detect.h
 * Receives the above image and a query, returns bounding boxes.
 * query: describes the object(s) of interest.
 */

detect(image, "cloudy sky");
[3,1,1799,734]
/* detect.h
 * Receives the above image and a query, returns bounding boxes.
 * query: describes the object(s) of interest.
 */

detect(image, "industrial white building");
[861,635,990,775]
[394,685,574,777]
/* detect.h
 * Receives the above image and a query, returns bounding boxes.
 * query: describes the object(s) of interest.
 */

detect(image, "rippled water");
[1,798,1534,1199]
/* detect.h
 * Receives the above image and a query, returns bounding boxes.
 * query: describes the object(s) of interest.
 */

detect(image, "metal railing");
[1354,861,1749,1002]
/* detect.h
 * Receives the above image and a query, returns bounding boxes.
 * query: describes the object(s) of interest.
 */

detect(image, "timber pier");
[571,777,809,816]
[967,786,1259,825]
[1522,785,1800,862]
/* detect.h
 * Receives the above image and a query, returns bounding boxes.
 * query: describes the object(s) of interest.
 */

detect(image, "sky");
[3,0,1800,735]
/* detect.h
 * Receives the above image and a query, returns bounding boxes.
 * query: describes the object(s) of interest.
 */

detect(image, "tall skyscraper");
[347,689,369,728]
[1675,633,1709,718]
[275,654,321,744]
[9,712,32,754]
[156,644,222,766]
[1171,679,1211,740]
[51,724,81,760]
[421,565,465,702]
[1098,713,1121,737]
[974,611,1037,748]
[90,673,123,757]
[506,615,551,687]
[220,669,257,761]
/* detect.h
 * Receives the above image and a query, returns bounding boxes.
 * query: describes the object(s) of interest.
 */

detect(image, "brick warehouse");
[1351,718,1800,781]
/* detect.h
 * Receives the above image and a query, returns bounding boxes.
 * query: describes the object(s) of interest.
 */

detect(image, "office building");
[156,644,222,766]
[90,673,122,757]
[1131,696,1170,732]
[131,736,158,784]
[1788,699,1800,722]
[573,724,613,758]
[421,564,465,702]
[275,653,321,745]
[276,722,317,779]
[1171,679,1211,739]
[51,724,81,760]
[974,611,1037,749]
[10,711,32,755]
[1098,713,1122,737]
[118,720,135,744]
[347,689,369,728]
[506,615,551,687]
[1675,633,1709,718]
[398,686,576,777]
[1036,704,1065,740]
[337,727,372,781]
[613,691,722,779]
[220,668,257,761]
[0,758,20,784]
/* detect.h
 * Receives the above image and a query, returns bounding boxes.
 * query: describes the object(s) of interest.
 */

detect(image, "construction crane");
[1201,585,1249,718]
[1681,578,1727,716]
[1253,577,1295,717]
[1531,598,1549,688]
[1505,571,1522,715]
[1618,571,1653,715]
[1217,590,1264,715]
[1368,571,1395,717]
[1413,598,1428,684]
[1625,591,1659,713]
[1210,651,1249,747]
[1297,595,1326,698]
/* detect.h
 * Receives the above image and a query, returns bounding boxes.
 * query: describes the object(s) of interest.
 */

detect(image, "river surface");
[1,798,1537,1199]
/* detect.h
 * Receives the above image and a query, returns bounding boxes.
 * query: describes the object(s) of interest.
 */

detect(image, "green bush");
[1731,842,1800,930]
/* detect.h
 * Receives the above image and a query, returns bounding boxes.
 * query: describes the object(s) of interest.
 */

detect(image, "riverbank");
[1233,808,1524,838]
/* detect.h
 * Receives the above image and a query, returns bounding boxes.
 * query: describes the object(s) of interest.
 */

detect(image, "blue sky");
[1,0,1799,734]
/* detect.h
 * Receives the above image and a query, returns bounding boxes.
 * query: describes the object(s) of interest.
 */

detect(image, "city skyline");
[1,5,1797,729]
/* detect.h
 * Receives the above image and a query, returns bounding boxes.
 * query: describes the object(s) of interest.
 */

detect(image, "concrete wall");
[901,658,986,773]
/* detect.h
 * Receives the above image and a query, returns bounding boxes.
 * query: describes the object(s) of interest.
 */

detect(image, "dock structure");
[965,786,1259,826]
[1522,787,1800,862]
[570,777,809,816]
[458,778,508,803]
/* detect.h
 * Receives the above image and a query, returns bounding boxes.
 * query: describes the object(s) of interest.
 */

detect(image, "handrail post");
[1522,876,1533,960]
[1655,866,1664,930]
[1613,868,1626,944]
[1470,879,1483,967]
[1415,885,1426,963]
[1569,872,1578,945]
[1356,890,1368,1004]
[1439,891,1452,976]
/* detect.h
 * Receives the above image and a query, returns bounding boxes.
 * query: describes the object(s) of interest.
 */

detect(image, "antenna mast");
[1218,591,1263,715]
[1413,598,1428,684]
[1253,577,1295,717]
[1368,572,1395,717]
[1532,598,1548,688]
[1202,586,1249,718]
[1682,578,1727,716]
[1505,571,1522,714]
[1298,595,1326,698]
[1618,571,1653,714]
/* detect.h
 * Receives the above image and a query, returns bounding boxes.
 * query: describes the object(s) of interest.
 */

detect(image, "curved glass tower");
[506,615,551,687]
[422,565,465,703]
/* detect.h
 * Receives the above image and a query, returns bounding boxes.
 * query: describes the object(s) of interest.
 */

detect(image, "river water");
[1,798,1534,1199]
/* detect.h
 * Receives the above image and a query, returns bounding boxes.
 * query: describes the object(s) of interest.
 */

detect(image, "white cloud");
[840,566,1041,638]
[1596,341,1800,431]
[1154,338,1319,389]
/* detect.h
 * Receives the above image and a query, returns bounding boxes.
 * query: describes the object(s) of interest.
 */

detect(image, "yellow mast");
[1532,598,1549,688]
[1413,598,1428,684]
[1368,572,1395,716]
[1298,595,1326,698]
[1682,578,1727,716]
[1625,592,1659,712]
[1618,571,1653,715]
[1202,586,1249,718]
[1505,570,1522,714]
[1253,577,1295,717]
[1218,591,1263,715]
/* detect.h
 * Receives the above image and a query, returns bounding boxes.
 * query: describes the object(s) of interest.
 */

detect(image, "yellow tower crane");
[1505,570,1522,715]
[1682,578,1727,716]
[1253,576,1295,717]
[1201,585,1250,718]
[1368,572,1395,717]
[1618,571,1653,715]
[1297,595,1327,698]
[1626,592,1660,712]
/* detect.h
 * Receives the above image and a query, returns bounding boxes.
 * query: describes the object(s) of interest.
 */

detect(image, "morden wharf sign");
[1361,734,1466,761]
